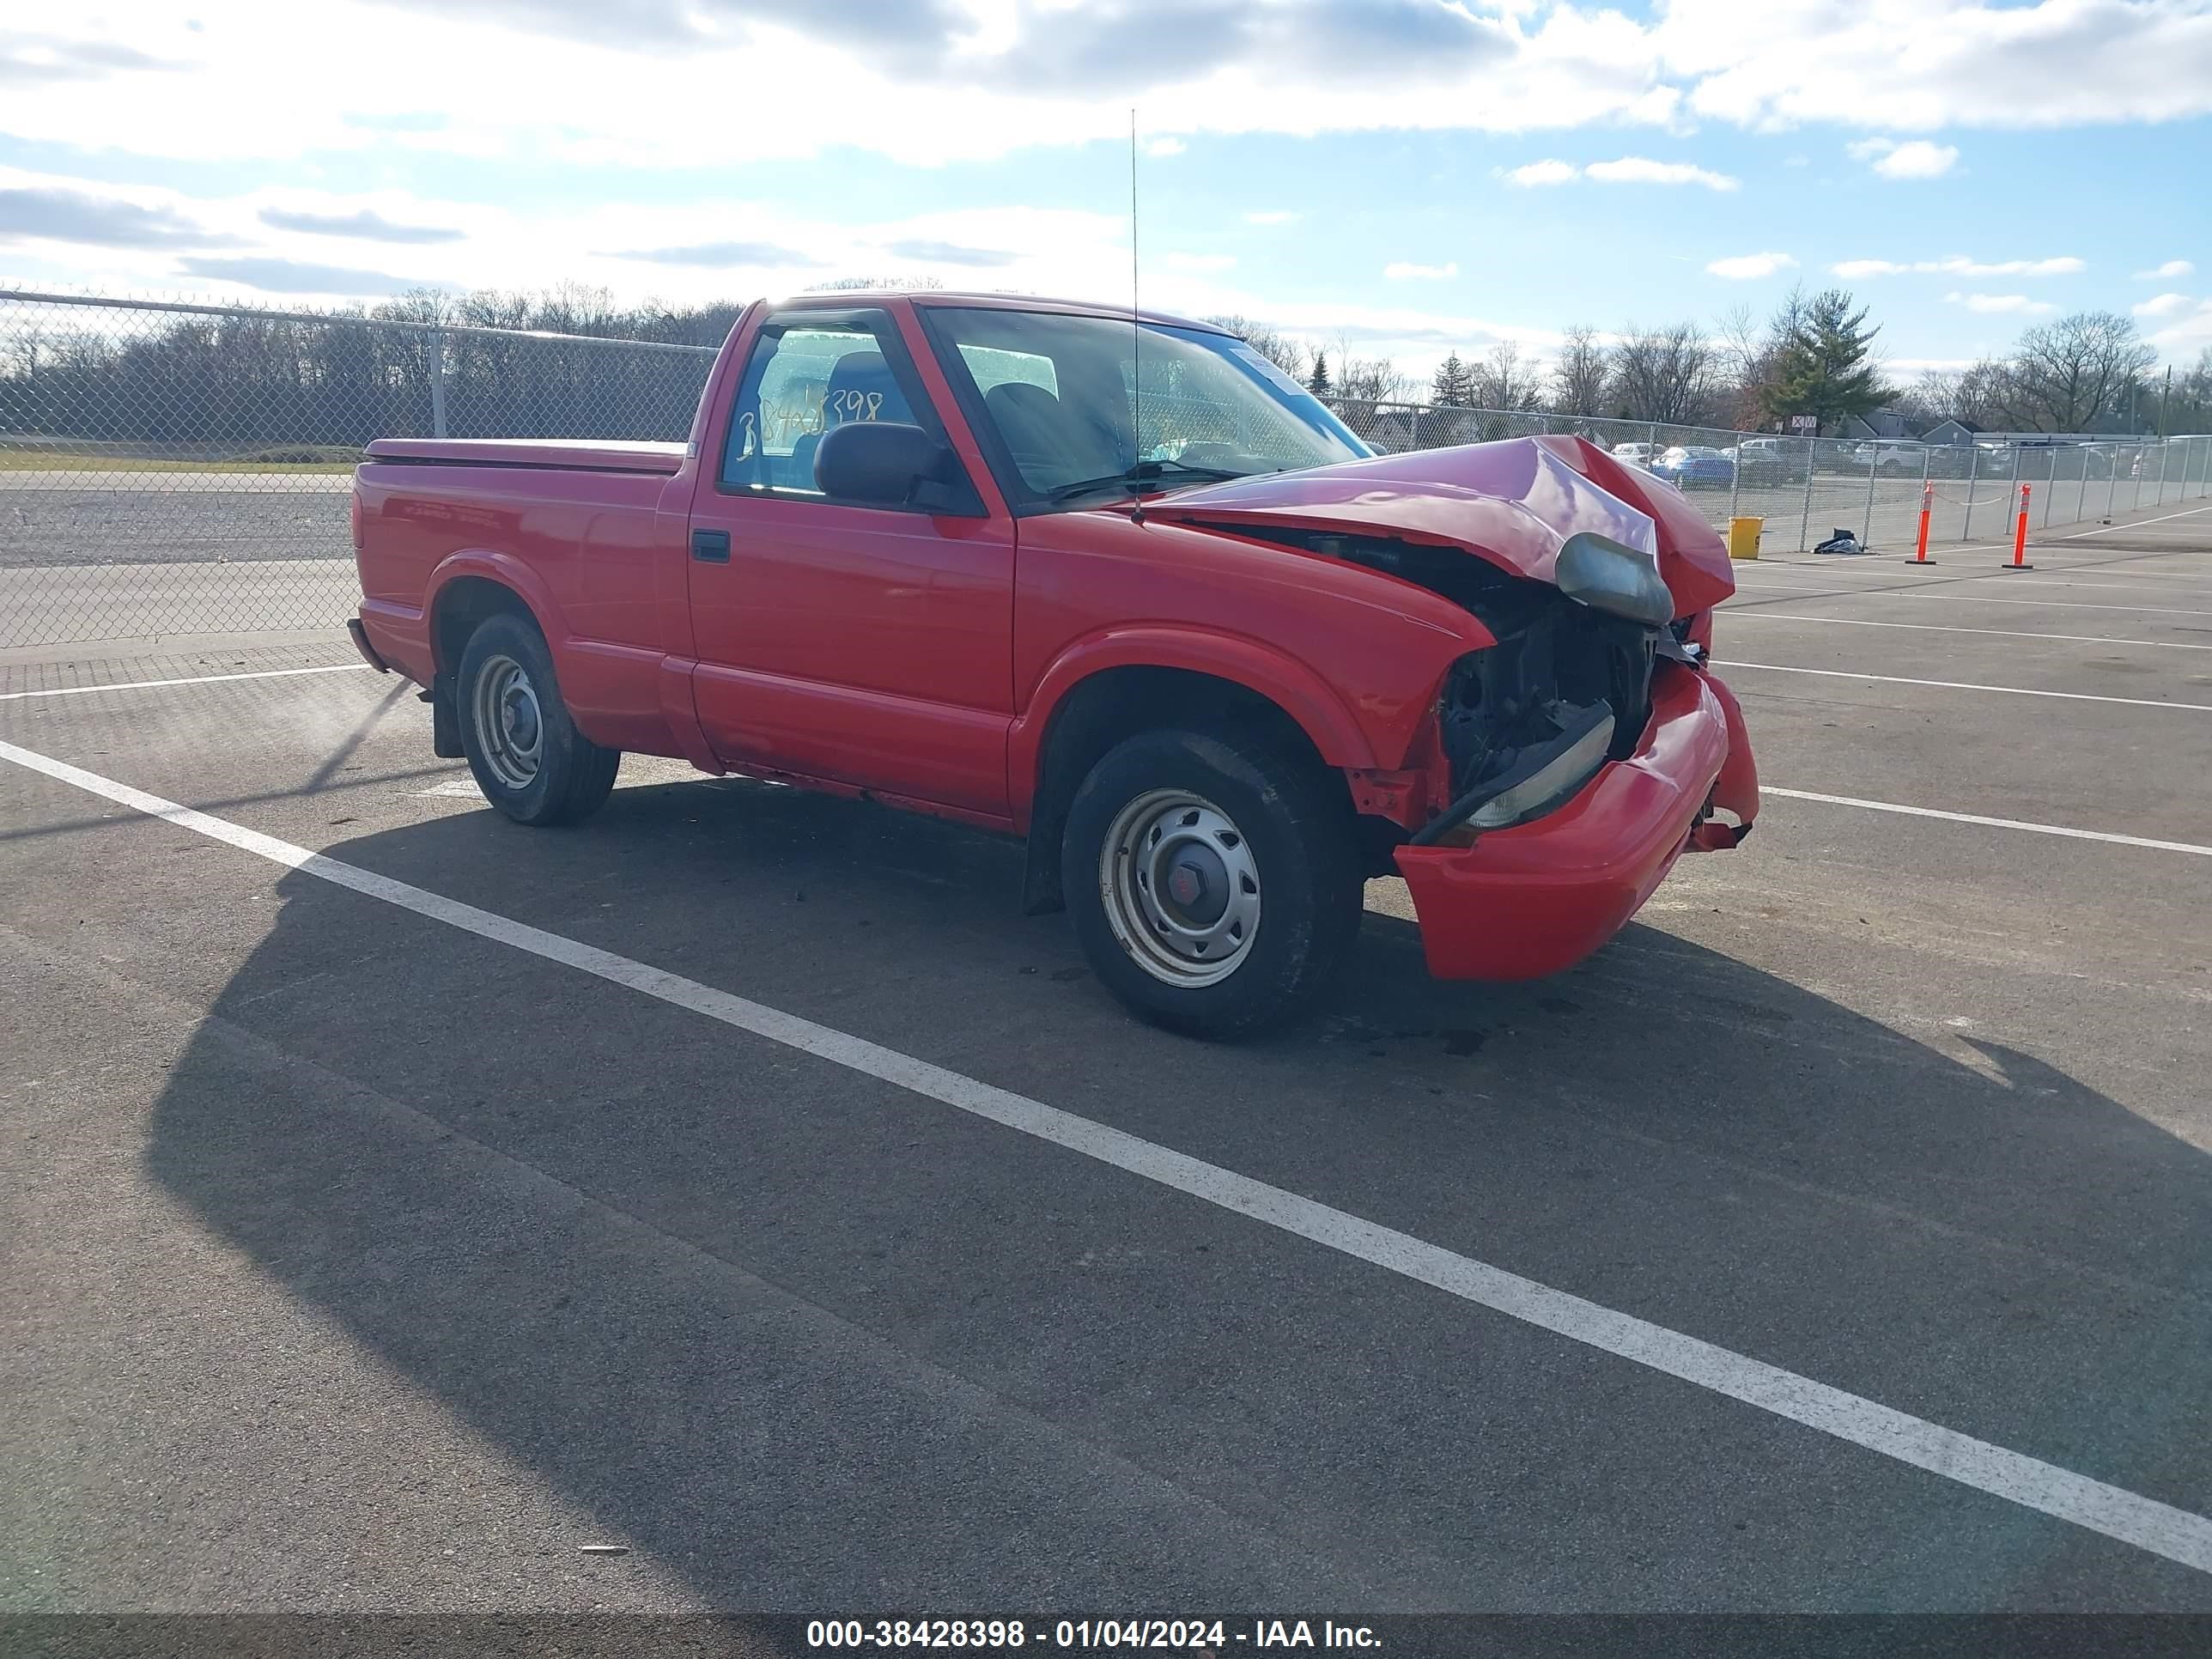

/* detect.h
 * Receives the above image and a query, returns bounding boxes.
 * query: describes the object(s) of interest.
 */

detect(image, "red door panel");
[682,302,1016,819]
[686,495,1014,814]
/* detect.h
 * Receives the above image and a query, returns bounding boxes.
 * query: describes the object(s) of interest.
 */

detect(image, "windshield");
[922,307,1370,507]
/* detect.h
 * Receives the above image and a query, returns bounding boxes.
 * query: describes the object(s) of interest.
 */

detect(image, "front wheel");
[455,611,620,826]
[1062,727,1362,1039]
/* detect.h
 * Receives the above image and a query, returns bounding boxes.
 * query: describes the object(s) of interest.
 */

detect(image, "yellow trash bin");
[1728,516,1763,561]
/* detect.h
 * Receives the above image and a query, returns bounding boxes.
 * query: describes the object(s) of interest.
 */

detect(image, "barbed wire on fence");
[3,288,2209,650]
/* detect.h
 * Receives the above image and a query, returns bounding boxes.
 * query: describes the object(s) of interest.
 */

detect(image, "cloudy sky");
[3,0,2209,380]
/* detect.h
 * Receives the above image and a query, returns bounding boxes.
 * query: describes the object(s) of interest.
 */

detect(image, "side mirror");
[813,421,958,507]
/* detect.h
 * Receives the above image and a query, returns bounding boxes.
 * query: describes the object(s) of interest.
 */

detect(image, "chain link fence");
[2,289,718,650]
[4,288,2209,651]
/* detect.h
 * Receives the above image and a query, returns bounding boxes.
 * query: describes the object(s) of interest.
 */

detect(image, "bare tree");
[1609,321,1721,425]
[1335,350,1412,404]
[1895,368,1964,426]
[1987,311,2156,432]
[805,275,946,292]
[1467,341,1542,411]
[1549,325,1609,416]
[2154,347,2212,434]
[1898,364,2008,429]
[1705,286,1816,430]
[1203,313,1307,379]
[1713,302,1760,387]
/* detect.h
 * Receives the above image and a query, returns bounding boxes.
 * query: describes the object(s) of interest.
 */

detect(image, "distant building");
[1841,407,1912,440]
[1921,419,1984,446]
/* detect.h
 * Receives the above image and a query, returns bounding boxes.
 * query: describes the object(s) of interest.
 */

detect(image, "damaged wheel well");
[1020,665,1357,915]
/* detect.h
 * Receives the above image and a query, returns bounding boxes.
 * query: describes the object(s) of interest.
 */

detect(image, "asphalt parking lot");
[3,500,2209,1617]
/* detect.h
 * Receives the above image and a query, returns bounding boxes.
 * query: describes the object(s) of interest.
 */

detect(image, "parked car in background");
[1924,445,1980,478]
[1850,443,1921,475]
[1651,446,1734,489]
[2131,444,2184,480]
[1724,437,1803,486]
[348,289,1758,1037]
[1610,441,1657,469]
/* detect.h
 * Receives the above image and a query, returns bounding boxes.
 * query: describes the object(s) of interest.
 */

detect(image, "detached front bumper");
[1393,660,1756,981]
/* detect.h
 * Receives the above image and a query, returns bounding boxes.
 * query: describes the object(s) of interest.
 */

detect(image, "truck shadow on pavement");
[143,773,2212,1607]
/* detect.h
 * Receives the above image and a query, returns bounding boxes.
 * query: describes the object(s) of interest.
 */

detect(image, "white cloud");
[1243,210,1299,227]
[0,162,1549,389]
[1145,137,1185,158]
[1660,0,2212,131]
[1945,291,2055,315]
[4,0,2212,176]
[1833,254,2084,278]
[2133,292,2194,318]
[1383,260,1459,281]
[1498,155,1737,190]
[1500,159,1579,187]
[1706,251,1796,280]
[2135,259,2195,279]
[1886,357,1978,374]
[1848,137,1960,179]
[1582,156,1739,190]
[2146,298,2212,357]
[0,162,1142,307]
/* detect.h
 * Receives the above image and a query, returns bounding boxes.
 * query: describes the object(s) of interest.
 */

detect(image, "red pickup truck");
[350,289,1758,1036]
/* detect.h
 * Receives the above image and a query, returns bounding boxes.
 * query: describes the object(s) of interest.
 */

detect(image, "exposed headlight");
[1556,532,1674,628]
[1469,708,1616,830]
[1409,700,1618,846]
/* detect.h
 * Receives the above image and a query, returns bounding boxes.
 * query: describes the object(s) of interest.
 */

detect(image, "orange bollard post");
[2003,483,2034,569]
[1912,481,1935,564]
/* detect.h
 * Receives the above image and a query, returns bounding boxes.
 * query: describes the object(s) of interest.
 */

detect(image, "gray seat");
[798,349,909,490]
[985,380,1120,489]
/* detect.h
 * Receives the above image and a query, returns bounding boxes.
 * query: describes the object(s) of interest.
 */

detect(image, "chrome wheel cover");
[1099,788,1261,988]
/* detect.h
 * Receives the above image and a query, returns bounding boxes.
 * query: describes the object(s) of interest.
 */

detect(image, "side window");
[719,311,929,497]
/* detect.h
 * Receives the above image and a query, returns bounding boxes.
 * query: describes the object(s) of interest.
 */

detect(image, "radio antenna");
[1129,106,1145,524]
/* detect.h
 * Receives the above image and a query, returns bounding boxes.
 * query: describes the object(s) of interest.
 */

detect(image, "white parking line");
[0,663,369,702]
[1724,660,2212,712]
[1734,570,2212,605]
[1735,568,2212,599]
[1729,613,2212,651]
[1725,584,2212,619]
[2055,504,2212,539]
[1765,787,2212,858]
[3,731,2210,1579]
[1724,586,2212,619]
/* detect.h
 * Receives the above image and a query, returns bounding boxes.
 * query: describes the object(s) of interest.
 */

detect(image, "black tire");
[1061,726,1362,1039]
[454,611,620,826]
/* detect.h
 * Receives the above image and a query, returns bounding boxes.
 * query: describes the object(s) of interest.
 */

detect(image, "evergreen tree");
[1307,349,1331,397]
[1430,349,1474,406]
[1760,289,1890,433]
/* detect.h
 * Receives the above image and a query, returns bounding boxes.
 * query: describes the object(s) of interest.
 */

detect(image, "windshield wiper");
[1046,459,1251,504]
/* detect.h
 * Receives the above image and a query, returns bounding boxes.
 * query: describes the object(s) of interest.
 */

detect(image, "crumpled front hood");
[1143,434,1736,617]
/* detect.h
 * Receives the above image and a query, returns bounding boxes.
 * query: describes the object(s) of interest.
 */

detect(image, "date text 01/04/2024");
[804,1619,1383,1650]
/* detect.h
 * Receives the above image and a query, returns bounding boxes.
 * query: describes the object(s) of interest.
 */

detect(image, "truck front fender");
[1009,625,1379,823]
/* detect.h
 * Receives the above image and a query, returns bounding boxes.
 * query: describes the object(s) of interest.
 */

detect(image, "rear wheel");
[455,611,619,826]
[1062,726,1361,1039]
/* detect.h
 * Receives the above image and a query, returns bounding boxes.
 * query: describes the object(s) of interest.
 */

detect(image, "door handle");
[690,528,731,563]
